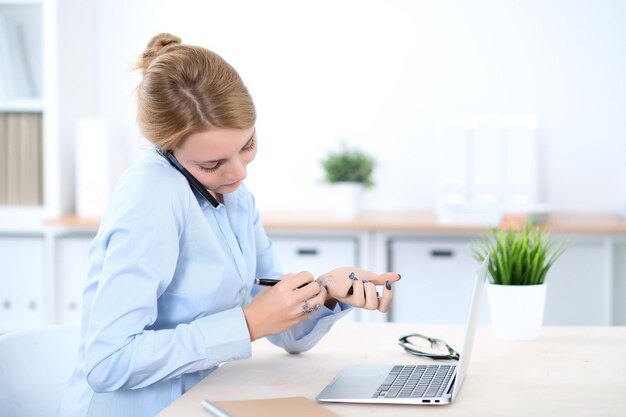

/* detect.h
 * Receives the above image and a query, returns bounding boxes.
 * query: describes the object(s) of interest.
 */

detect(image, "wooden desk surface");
[47,211,626,234]
[157,322,626,417]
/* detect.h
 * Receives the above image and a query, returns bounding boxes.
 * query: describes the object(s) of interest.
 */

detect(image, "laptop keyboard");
[373,364,456,399]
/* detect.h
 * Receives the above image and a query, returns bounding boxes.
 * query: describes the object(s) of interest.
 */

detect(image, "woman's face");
[173,126,257,196]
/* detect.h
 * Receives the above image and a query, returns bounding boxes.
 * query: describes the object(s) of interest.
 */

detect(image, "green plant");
[469,222,567,285]
[322,143,375,188]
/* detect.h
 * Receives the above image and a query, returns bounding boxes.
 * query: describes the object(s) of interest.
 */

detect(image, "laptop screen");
[451,255,489,401]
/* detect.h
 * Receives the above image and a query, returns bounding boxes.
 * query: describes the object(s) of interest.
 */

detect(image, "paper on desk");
[212,396,340,417]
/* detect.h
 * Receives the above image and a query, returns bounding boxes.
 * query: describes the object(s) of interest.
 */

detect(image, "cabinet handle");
[28,300,37,310]
[3,300,11,310]
[430,249,454,258]
[297,248,319,256]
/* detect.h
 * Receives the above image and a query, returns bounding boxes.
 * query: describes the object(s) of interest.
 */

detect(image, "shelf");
[0,0,42,5]
[41,211,626,235]
[0,206,45,232]
[0,98,44,112]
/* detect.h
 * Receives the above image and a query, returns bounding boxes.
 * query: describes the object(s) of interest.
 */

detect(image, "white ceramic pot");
[329,182,365,219]
[487,283,547,341]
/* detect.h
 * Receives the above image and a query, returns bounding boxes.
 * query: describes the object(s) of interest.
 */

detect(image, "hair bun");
[135,33,182,72]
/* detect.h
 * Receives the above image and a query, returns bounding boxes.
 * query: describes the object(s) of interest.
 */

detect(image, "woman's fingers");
[362,281,379,310]
[244,271,328,340]
[346,275,365,307]
[284,271,315,289]
[277,271,321,298]
[302,292,325,313]
[280,271,324,316]
[351,270,400,286]
[324,267,400,287]
[377,280,393,313]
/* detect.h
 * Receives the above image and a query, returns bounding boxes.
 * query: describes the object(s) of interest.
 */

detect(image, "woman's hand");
[243,271,326,341]
[317,267,400,312]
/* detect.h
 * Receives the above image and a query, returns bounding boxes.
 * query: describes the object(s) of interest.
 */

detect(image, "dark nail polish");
[385,280,392,290]
[349,272,358,281]
[397,273,402,280]
[362,279,369,284]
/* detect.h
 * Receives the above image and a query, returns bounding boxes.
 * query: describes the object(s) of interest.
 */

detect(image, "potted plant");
[322,142,375,218]
[469,221,567,340]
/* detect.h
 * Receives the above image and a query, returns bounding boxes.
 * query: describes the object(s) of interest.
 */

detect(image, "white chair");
[0,324,81,417]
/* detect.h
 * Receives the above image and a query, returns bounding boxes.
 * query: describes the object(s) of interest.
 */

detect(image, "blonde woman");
[57,33,400,417]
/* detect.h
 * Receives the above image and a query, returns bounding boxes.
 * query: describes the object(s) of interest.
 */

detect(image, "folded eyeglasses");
[398,333,460,361]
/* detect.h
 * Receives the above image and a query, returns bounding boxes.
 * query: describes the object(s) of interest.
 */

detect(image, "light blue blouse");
[57,150,350,417]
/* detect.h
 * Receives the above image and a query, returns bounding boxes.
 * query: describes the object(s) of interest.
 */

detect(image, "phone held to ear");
[158,149,220,208]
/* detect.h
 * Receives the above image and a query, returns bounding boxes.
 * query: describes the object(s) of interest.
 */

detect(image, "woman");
[57,33,400,417]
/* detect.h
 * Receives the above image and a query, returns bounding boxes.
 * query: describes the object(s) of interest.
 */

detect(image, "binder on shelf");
[6,113,20,205]
[0,12,35,101]
[0,114,7,204]
[19,113,42,205]
[0,112,43,207]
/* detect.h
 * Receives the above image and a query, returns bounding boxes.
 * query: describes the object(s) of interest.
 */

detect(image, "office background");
[11,0,625,216]
[1,0,626,333]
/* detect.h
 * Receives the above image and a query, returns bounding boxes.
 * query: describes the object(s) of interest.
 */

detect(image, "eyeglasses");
[398,333,460,360]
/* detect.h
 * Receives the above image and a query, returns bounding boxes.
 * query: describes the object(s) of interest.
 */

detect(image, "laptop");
[316,255,489,405]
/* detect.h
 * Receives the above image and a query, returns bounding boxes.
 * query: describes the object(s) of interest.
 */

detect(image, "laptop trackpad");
[333,375,379,389]
[317,365,391,400]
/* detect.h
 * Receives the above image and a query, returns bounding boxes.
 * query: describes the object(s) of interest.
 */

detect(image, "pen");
[201,400,233,417]
[255,277,355,295]
[254,277,286,286]
[255,277,312,290]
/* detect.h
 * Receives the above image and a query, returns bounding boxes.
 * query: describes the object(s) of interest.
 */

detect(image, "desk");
[157,322,626,417]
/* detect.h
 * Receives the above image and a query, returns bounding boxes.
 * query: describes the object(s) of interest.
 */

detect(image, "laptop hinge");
[446,374,457,395]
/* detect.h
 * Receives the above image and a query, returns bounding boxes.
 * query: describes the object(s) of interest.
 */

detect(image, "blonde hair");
[134,33,256,150]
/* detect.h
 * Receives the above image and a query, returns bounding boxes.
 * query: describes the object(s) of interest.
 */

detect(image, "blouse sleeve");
[83,164,251,393]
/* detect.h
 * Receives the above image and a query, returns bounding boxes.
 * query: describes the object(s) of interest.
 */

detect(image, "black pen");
[254,278,284,286]
[254,278,310,289]
[255,277,354,295]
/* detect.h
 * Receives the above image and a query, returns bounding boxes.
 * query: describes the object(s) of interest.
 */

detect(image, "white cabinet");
[2,224,625,333]
[0,231,94,333]
[389,237,490,325]
[542,237,608,325]
[269,234,359,278]
[388,235,617,326]
[612,242,626,326]
[53,233,93,324]
[0,234,45,332]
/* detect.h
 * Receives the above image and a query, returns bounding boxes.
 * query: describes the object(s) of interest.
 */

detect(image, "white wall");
[87,0,626,213]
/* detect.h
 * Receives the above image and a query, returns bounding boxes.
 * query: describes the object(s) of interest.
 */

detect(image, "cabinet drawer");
[269,235,359,279]
[614,243,626,326]
[543,240,607,325]
[55,235,94,324]
[389,238,490,325]
[0,235,45,331]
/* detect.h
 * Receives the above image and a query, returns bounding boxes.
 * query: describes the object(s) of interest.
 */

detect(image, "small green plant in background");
[322,142,375,188]
[469,222,568,285]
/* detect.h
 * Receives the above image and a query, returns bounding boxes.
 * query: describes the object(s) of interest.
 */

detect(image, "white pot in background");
[487,283,547,341]
[329,182,365,219]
